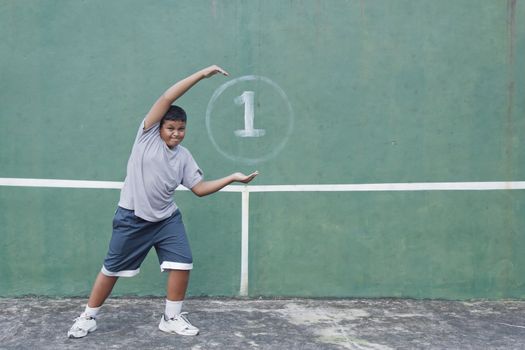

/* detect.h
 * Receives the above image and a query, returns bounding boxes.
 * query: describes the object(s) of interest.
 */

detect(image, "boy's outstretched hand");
[202,65,229,78]
[232,171,259,184]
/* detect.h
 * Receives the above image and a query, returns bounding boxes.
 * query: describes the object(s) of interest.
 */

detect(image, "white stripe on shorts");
[101,265,140,277]
[160,261,193,271]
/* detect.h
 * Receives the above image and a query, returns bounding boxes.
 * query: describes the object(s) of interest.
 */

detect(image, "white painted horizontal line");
[0,178,124,189]
[244,182,525,192]
[1,178,525,192]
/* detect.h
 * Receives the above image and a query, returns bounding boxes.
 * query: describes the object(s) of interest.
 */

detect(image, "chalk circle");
[206,75,294,164]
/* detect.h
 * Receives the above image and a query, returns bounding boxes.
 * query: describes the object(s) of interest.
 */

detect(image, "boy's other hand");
[232,171,259,184]
[202,65,229,78]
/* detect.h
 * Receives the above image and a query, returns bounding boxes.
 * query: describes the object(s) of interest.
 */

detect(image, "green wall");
[1,0,525,299]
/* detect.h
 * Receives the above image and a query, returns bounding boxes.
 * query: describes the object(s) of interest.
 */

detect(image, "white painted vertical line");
[240,188,250,296]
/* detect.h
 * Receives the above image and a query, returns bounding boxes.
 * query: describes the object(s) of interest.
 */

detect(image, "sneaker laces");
[73,315,95,321]
[178,312,190,321]
[71,315,94,329]
[170,312,195,329]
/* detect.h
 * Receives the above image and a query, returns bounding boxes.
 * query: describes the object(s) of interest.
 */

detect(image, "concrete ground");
[1,298,525,349]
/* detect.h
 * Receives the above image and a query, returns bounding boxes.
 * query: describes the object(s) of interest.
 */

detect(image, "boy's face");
[160,120,186,149]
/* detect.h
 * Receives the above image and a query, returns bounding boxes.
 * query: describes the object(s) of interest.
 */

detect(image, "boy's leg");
[156,211,198,335]
[68,273,118,339]
[88,272,119,307]
[159,269,199,335]
[164,269,189,317]
[69,207,147,338]
[166,269,189,301]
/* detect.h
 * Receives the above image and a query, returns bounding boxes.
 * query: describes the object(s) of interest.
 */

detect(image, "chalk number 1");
[234,91,266,137]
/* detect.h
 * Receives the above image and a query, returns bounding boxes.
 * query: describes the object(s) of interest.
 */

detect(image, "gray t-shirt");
[118,119,203,222]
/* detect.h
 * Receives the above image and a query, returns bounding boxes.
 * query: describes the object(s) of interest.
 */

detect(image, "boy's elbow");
[191,188,203,197]
[191,183,206,197]
[194,190,206,197]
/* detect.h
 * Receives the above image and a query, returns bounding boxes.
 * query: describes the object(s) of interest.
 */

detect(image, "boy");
[68,65,258,338]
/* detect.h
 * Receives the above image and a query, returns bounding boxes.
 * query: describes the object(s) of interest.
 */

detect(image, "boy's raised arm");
[144,65,229,130]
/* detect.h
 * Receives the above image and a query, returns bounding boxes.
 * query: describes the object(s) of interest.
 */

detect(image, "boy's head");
[160,105,187,149]
[160,105,187,126]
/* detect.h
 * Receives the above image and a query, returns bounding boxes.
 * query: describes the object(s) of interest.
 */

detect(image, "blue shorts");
[101,207,193,277]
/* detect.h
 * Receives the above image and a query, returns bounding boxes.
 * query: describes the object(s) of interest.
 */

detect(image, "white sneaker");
[67,315,97,338]
[159,312,199,336]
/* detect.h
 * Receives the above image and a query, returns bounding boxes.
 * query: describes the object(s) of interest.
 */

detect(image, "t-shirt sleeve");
[134,118,159,144]
[181,150,204,189]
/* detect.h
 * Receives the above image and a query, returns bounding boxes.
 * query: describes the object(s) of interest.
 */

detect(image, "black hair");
[160,105,187,127]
